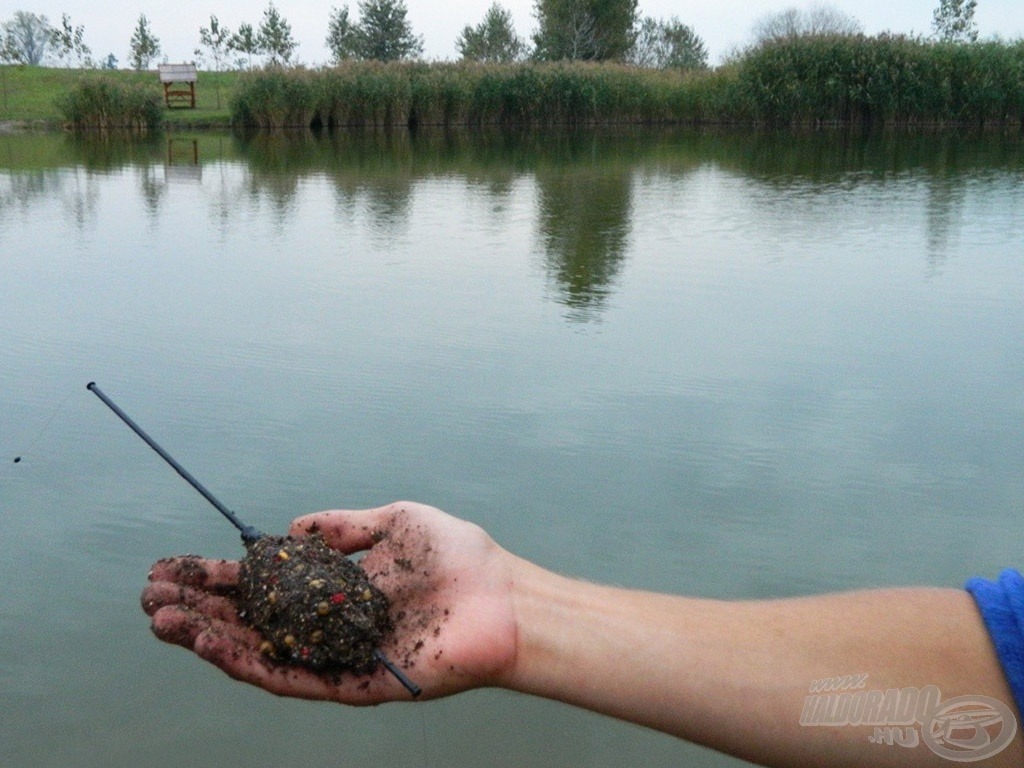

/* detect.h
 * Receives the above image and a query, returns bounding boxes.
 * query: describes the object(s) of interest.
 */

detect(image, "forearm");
[504,558,1023,767]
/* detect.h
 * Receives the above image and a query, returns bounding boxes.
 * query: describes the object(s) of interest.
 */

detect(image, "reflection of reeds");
[229,38,1024,131]
[56,78,163,132]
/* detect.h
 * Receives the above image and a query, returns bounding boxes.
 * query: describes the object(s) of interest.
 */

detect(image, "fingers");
[149,605,396,704]
[150,605,213,649]
[141,581,241,622]
[192,626,380,702]
[149,556,240,592]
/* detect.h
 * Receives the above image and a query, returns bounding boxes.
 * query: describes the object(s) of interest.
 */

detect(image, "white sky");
[2,0,1021,66]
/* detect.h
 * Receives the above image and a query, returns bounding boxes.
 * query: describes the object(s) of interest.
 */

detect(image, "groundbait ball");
[236,533,393,674]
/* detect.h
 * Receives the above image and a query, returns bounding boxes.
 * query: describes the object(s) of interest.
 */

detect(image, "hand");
[141,501,520,703]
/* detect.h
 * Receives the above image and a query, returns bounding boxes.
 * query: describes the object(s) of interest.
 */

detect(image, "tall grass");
[737,35,1024,126]
[230,61,741,129]
[225,37,1024,130]
[56,77,163,131]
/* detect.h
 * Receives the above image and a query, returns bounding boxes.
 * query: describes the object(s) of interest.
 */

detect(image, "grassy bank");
[2,35,1023,131]
[0,65,237,128]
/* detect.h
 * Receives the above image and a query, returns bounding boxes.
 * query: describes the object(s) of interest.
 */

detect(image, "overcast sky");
[2,0,1021,66]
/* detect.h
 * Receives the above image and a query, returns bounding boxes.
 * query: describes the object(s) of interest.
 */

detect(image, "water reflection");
[925,173,966,272]
[0,167,61,213]
[165,139,202,184]
[0,166,101,231]
[64,131,167,170]
[535,161,633,321]
[2,127,1022,322]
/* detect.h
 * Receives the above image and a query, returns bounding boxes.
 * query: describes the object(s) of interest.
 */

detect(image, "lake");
[2,127,1023,767]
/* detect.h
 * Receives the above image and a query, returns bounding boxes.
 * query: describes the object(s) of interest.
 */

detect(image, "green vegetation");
[532,0,637,61]
[0,65,237,126]
[327,0,424,62]
[933,0,978,43]
[1,64,77,121]
[630,17,708,70]
[55,77,162,130]
[230,61,744,129]
[2,35,1022,132]
[128,14,161,71]
[456,3,526,63]
[256,3,298,65]
[740,35,1024,126]
[230,37,1024,129]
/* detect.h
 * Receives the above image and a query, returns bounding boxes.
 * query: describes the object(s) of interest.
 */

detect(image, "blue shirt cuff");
[966,569,1024,716]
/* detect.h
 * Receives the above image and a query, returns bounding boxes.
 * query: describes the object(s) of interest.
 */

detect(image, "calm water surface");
[2,129,1023,767]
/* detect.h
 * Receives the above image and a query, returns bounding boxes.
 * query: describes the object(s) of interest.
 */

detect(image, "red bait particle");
[330,593,347,604]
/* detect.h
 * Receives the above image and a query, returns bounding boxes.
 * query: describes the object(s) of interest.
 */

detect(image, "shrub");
[56,78,163,131]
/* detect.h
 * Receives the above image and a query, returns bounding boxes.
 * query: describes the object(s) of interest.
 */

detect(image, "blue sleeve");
[965,569,1024,715]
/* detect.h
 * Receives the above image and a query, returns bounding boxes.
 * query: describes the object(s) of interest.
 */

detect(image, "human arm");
[508,564,1023,766]
[142,501,1023,767]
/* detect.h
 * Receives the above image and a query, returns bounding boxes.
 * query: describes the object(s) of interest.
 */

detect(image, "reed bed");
[230,61,737,129]
[56,78,163,131]
[738,35,1024,126]
[229,37,1024,130]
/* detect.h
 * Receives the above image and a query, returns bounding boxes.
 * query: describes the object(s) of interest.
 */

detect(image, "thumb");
[289,506,395,553]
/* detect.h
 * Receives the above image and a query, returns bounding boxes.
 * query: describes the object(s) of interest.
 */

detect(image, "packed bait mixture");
[236,533,393,674]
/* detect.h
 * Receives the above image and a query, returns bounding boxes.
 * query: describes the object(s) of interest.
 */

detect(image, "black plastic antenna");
[87,382,261,543]
[87,381,421,697]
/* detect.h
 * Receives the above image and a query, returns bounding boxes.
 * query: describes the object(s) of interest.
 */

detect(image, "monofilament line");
[12,389,77,463]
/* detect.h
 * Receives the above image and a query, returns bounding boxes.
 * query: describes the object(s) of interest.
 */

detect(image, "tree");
[228,23,260,68]
[199,16,231,72]
[197,16,232,107]
[532,0,637,61]
[1,11,54,65]
[630,16,706,69]
[51,13,91,68]
[128,14,161,70]
[751,3,862,45]
[932,0,979,43]
[457,3,525,62]
[325,6,357,62]
[257,3,298,66]
[350,0,423,61]
[102,53,118,70]
[329,0,423,62]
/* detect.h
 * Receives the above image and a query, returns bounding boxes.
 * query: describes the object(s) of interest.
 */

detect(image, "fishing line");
[419,707,432,768]
[12,389,76,464]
